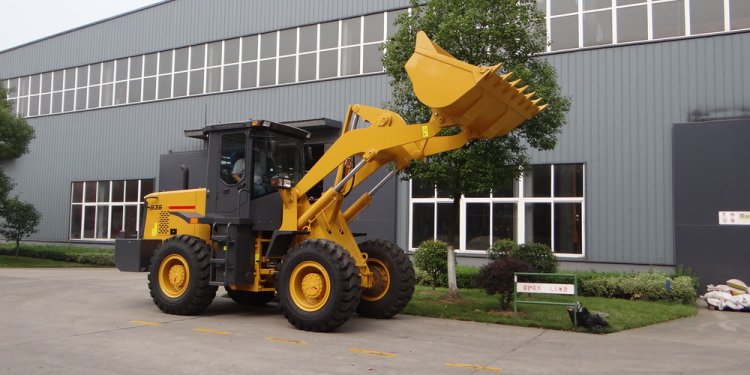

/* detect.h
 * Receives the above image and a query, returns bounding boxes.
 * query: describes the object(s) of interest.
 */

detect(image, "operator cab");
[186,120,309,230]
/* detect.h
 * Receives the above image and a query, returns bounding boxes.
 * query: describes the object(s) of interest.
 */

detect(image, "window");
[70,179,154,240]
[220,133,246,185]
[410,164,585,256]
[252,129,305,198]
[7,10,395,117]
[690,0,724,35]
[617,4,648,43]
[730,0,750,30]
[539,0,749,51]
[653,0,685,39]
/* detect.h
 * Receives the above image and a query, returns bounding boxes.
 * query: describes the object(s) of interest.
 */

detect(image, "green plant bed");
[0,244,114,267]
[402,286,697,333]
[0,255,94,268]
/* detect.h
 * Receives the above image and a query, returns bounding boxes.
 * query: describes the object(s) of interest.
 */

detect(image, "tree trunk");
[446,195,460,298]
[447,245,458,296]
[15,239,20,257]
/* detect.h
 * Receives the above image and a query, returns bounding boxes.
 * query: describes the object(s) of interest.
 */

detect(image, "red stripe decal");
[168,205,196,210]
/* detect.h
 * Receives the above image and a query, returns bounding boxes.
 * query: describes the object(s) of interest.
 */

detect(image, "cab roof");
[184,120,310,140]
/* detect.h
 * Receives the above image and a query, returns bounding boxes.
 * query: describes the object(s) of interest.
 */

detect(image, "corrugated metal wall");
[0,0,409,78]
[2,0,749,266]
[4,74,392,241]
[531,32,750,264]
[0,0,406,242]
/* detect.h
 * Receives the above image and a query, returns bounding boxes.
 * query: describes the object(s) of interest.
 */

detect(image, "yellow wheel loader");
[115,32,546,332]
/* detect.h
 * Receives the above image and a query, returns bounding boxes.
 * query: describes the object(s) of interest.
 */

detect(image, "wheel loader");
[114,31,547,332]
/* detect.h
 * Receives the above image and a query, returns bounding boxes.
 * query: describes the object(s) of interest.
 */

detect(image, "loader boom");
[278,31,546,287]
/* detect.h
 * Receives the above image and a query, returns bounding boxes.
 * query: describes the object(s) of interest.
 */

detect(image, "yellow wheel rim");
[158,254,190,298]
[289,261,331,312]
[362,258,390,302]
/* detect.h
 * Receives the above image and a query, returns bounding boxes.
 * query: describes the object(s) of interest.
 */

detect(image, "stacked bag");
[700,279,750,311]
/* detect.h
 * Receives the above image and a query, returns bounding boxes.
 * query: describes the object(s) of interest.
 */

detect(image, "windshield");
[251,129,304,198]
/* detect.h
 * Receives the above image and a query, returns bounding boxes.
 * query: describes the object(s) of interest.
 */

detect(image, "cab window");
[220,133,246,185]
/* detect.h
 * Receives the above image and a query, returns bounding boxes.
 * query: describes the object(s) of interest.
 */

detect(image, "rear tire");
[278,239,361,332]
[357,239,416,318]
[148,235,217,315]
[225,288,275,306]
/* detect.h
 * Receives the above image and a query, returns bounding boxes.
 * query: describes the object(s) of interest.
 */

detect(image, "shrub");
[670,264,700,294]
[475,257,535,310]
[413,240,449,289]
[0,245,114,266]
[487,239,518,261]
[577,271,698,304]
[415,265,479,289]
[513,243,559,274]
[456,266,480,289]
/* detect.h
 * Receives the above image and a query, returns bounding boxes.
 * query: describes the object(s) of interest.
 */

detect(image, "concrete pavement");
[0,268,748,374]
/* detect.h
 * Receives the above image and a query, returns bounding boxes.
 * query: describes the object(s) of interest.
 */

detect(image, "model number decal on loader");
[147,204,163,210]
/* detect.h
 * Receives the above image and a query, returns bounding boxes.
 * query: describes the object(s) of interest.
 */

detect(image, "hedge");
[415,265,480,289]
[415,265,697,304]
[578,272,697,304]
[0,245,114,267]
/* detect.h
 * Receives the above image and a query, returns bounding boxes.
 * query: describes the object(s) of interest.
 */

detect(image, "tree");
[0,86,35,162]
[0,85,35,211]
[0,197,41,255]
[383,0,571,296]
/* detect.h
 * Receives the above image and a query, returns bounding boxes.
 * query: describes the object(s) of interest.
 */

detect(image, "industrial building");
[1,0,748,284]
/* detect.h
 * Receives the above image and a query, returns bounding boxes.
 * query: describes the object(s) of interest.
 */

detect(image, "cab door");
[210,131,250,216]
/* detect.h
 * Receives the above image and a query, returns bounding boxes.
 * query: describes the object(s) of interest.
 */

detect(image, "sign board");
[516,282,575,295]
[718,211,750,225]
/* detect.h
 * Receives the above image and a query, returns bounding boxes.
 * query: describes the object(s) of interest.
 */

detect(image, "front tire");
[278,239,361,332]
[148,235,217,315]
[357,239,416,318]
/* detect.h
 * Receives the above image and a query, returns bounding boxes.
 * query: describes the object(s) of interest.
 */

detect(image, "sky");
[0,0,161,51]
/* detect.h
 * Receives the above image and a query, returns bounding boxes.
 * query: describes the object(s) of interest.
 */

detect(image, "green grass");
[0,243,112,254]
[0,243,114,266]
[0,254,94,268]
[403,286,697,333]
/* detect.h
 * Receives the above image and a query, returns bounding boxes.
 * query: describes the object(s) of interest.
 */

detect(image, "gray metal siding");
[1,0,749,267]
[533,32,750,264]
[4,74,391,241]
[0,0,410,78]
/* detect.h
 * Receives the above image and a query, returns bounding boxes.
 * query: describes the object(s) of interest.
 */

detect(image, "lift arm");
[276,31,547,285]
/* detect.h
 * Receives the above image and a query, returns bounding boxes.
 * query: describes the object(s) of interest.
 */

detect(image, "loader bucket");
[405,31,546,139]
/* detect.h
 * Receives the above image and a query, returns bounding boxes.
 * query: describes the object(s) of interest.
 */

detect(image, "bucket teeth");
[405,31,546,137]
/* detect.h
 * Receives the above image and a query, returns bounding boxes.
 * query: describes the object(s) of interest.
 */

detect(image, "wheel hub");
[301,273,324,299]
[158,254,190,298]
[362,259,390,301]
[168,265,186,289]
[289,261,331,312]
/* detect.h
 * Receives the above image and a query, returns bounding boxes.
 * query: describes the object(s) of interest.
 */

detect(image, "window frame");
[5,9,404,118]
[408,163,586,257]
[69,179,154,241]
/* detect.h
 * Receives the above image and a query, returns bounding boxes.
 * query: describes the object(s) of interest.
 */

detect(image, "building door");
[673,120,750,285]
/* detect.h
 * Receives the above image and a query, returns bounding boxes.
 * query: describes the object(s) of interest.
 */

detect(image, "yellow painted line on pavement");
[350,348,397,357]
[192,328,230,335]
[129,320,161,326]
[446,362,501,372]
[265,337,307,345]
